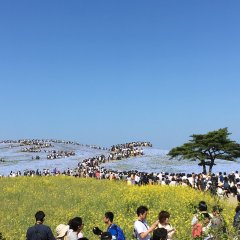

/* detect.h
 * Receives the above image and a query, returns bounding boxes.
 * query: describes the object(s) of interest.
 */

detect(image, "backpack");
[192,222,202,238]
[109,224,125,240]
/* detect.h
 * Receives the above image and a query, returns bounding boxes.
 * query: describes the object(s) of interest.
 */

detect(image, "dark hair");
[101,232,112,240]
[78,238,89,240]
[35,211,45,222]
[198,201,207,212]
[202,212,211,219]
[136,206,148,216]
[158,211,170,224]
[69,217,83,231]
[236,205,240,213]
[105,212,114,222]
[152,228,168,240]
[212,205,223,213]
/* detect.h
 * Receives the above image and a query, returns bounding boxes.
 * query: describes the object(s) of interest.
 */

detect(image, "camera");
[93,226,103,236]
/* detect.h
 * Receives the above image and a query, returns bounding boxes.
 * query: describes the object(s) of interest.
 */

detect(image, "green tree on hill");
[168,128,240,174]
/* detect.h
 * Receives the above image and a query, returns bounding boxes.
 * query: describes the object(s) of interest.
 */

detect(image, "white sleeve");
[134,221,145,234]
[191,215,198,226]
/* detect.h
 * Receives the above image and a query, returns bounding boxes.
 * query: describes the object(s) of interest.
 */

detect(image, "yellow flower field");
[0,177,236,239]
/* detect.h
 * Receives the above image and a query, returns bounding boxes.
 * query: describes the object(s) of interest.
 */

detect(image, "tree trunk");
[208,159,215,174]
[208,164,213,173]
[202,164,207,174]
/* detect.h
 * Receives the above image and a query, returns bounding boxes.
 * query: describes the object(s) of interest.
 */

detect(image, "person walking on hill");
[134,206,159,240]
[26,210,55,240]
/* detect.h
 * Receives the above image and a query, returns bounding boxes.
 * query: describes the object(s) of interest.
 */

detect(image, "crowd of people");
[108,147,143,161]
[0,139,107,151]
[3,141,240,202]
[46,150,76,160]
[26,200,240,240]
[1,140,240,239]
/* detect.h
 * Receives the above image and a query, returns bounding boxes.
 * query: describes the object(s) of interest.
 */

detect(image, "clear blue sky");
[0,1,240,149]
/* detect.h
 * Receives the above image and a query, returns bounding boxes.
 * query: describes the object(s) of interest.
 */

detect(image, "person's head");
[212,206,223,216]
[136,206,148,220]
[152,228,168,240]
[202,213,211,226]
[198,201,207,212]
[68,217,83,233]
[104,212,114,224]
[101,232,112,240]
[35,211,45,223]
[158,211,170,225]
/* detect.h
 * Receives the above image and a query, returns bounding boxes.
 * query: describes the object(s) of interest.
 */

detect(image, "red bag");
[192,222,202,238]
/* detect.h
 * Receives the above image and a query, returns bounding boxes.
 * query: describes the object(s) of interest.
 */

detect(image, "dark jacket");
[26,224,55,240]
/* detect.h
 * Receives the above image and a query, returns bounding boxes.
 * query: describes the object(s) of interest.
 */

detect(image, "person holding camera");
[93,212,125,240]
[134,206,159,240]
[103,212,125,240]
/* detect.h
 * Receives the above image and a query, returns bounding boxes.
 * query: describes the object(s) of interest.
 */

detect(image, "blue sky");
[0,1,240,149]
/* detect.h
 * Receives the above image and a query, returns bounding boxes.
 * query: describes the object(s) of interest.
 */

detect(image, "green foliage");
[168,128,240,173]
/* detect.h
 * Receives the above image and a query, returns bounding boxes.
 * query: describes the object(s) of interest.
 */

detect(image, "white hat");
[56,224,69,238]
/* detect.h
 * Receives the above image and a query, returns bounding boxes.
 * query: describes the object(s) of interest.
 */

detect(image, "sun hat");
[56,224,69,238]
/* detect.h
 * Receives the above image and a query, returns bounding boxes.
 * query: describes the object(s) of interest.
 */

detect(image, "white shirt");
[67,229,78,240]
[158,223,175,240]
[134,220,150,240]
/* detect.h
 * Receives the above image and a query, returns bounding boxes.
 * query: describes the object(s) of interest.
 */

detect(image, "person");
[134,206,159,240]
[56,224,69,240]
[103,211,125,240]
[191,201,209,239]
[26,210,56,240]
[191,201,208,226]
[67,217,84,240]
[157,211,175,240]
[211,205,227,238]
[233,205,240,235]
[192,212,212,240]
[201,213,213,240]
[151,228,168,240]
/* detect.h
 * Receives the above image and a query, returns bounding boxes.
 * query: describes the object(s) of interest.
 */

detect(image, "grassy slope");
[0,177,236,239]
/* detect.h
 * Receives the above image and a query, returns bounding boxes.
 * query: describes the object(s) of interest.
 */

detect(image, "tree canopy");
[168,128,240,174]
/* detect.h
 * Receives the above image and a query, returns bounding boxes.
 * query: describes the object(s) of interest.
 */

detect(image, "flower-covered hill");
[0,177,236,239]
